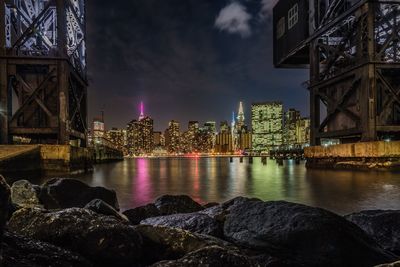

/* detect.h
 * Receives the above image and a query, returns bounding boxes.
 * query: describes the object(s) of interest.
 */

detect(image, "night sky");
[86,0,308,131]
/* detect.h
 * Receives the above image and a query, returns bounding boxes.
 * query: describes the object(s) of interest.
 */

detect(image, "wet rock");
[141,212,222,237]
[375,260,400,267]
[11,180,41,207]
[199,196,261,223]
[2,231,92,267]
[8,202,22,219]
[203,202,219,208]
[150,245,257,267]
[123,204,161,225]
[223,200,397,267]
[135,224,238,264]
[154,195,204,215]
[84,199,128,221]
[40,178,119,210]
[220,196,262,209]
[8,207,142,267]
[346,210,400,255]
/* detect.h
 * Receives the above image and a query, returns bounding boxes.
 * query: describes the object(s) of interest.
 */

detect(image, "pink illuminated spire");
[139,101,145,120]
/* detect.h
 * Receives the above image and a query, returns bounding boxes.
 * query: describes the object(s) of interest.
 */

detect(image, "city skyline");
[97,100,310,156]
[100,100,309,132]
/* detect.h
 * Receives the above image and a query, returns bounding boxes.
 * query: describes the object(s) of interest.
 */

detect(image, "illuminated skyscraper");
[203,121,216,134]
[296,117,311,146]
[126,102,154,155]
[181,121,199,153]
[251,102,283,153]
[219,121,230,134]
[216,121,234,154]
[92,117,105,139]
[236,101,245,132]
[165,120,180,154]
[283,108,301,146]
[106,128,127,155]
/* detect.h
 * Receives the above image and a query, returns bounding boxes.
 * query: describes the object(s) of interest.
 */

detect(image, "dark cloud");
[86,0,308,131]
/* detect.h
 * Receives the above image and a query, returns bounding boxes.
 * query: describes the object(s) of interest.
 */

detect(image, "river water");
[8,157,400,214]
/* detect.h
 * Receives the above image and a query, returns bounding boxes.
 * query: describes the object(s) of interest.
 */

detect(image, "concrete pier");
[305,141,400,170]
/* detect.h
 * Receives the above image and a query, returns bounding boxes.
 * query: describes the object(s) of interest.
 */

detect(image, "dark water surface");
[8,157,400,214]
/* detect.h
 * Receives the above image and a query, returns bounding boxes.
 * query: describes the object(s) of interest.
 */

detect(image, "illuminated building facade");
[184,121,199,153]
[236,101,247,133]
[296,117,311,146]
[195,128,214,153]
[238,132,252,151]
[106,128,127,154]
[251,102,283,153]
[165,120,180,153]
[126,103,154,155]
[215,133,233,153]
[283,108,301,146]
[220,121,230,134]
[92,118,105,138]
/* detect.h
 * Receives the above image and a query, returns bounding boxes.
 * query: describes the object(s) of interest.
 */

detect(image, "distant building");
[195,128,214,153]
[153,131,162,147]
[185,121,200,152]
[251,102,283,153]
[165,120,180,154]
[203,121,216,134]
[126,103,154,156]
[126,116,154,155]
[215,133,233,153]
[283,108,301,146]
[106,128,127,154]
[238,132,252,151]
[236,101,247,133]
[92,117,105,139]
[296,117,310,145]
[219,121,230,134]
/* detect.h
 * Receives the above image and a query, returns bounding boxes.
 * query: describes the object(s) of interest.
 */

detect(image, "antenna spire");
[139,101,145,120]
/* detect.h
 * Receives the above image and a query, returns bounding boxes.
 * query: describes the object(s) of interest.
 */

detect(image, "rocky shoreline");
[0,175,399,267]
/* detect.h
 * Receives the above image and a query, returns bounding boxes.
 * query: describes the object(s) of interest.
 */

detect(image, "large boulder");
[8,207,142,267]
[135,225,238,264]
[141,213,222,237]
[150,246,256,267]
[223,200,397,267]
[346,210,400,255]
[84,199,128,222]
[154,195,204,215]
[199,196,262,223]
[2,231,92,267]
[123,204,161,225]
[39,178,119,210]
[10,180,41,207]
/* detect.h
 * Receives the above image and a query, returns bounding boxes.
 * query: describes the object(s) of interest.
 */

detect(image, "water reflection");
[9,158,400,214]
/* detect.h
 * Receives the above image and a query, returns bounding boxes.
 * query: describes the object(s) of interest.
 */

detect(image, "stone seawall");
[305,141,400,170]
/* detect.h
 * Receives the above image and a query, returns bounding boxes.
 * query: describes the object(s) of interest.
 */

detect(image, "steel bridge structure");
[0,0,87,146]
[274,0,400,145]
